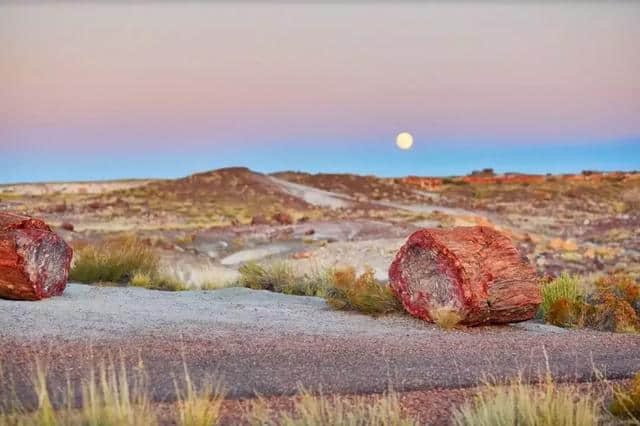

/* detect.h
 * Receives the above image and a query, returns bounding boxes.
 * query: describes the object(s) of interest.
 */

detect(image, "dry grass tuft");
[326,267,402,315]
[0,358,157,426]
[430,307,463,330]
[70,237,158,285]
[238,262,330,297]
[609,371,640,422]
[452,374,601,426]
[245,388,418,426]
[175,363,225,426]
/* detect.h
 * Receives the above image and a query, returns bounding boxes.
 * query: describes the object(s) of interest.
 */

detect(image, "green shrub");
[70,237,158,284]
[540,273,583,327]
[452,375,600,426]
[326,267,402,315]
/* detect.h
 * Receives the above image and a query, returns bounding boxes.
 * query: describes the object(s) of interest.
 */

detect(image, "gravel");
[1,284,639,402]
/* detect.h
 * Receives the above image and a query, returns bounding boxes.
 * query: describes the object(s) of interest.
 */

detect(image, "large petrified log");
[389,226,540,325]
[0,212,73,300]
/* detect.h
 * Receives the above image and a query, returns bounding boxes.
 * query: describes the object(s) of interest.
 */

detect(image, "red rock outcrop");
[0,212,73,300]
[389,226,540,325]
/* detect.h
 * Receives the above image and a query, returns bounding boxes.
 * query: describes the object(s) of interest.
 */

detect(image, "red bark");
[0,212,73,300]
[389,226,541,325]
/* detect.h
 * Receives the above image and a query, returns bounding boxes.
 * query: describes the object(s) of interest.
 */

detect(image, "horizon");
[2,2,640,183]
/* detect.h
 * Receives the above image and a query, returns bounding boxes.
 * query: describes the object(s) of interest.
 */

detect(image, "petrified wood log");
[0,212,73,300]
[389,226,540,325]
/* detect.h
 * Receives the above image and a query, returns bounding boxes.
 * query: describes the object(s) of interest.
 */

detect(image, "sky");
[1,2,639,183]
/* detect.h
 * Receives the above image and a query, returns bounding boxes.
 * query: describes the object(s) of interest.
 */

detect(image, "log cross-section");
[389,226,541,325]
[0,212,73,300]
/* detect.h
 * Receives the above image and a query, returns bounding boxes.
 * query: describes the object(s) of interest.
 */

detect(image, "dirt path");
[1,284,639,408]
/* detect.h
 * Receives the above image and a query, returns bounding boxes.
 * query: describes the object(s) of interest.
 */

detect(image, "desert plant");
[238,261,295,293]
[245,388,417,426]
[130,271,153,288]
[0,359,157,426]
[175,363,225,426]
[430,307,463,330]
[608,371,640,421]
[78,359,157,426]
[540,273,584,327]
[70,237,158,284]
[452,374,601,426]
[325,267,402,315]
[585,271,640,333]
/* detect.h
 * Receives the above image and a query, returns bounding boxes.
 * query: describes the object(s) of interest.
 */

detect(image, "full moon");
[396,132,414,150]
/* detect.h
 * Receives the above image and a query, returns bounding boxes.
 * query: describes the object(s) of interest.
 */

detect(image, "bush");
[609,371,640,421]
[70,237,158,284]
[326,267,402,315]
[540,273,584,327]
[452,375,600,426]
[584,271,640,333]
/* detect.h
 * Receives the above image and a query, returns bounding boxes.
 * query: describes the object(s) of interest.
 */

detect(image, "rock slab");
[389,226,540,325]
[0,212,73,300]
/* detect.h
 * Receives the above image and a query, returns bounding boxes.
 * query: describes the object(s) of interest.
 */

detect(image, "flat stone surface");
[1,284,638,405]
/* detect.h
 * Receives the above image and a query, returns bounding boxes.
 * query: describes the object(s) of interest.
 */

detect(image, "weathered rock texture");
[389,226,540,325]
[0,212,73,300]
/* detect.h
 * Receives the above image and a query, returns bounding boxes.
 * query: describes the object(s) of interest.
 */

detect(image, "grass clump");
[175,363,225,426]
[540,273,584,327]
[326,267,402,315]
[239,262,296,293]
[70,237,158,285]
[238,262,330,297]
[239,262,401,316]
[609,371,640,421]
[430,307,463,330]
[246,388,418,426]
[452,375,600,426]
[0,359,157,426]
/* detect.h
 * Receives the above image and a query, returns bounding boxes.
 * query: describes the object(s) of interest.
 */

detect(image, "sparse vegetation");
[0,359,156,426]
[540,270,640,333]
[238,262,402,316]
[452,374,601,426]
[540,273,584,327]
[609,371,640,422]
[245,388,418,426]
[326,267,402,315]
[70,237,158,285]
[238,261,331,297]
[584,271,640,333]
[430,307,463,330]
[174,363,225,426]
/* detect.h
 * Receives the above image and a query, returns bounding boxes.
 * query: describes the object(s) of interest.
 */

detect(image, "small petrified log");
[389,226,540,325]
[0,212,73,300]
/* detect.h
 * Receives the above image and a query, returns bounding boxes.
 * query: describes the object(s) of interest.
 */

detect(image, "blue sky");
[2,139,638,184]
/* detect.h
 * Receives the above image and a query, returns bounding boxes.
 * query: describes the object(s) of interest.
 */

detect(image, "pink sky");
[1,2,639,155]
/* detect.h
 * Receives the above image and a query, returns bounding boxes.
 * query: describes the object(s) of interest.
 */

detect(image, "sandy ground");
[1,284,639,409]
